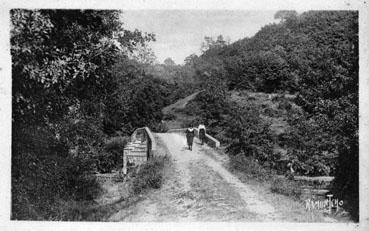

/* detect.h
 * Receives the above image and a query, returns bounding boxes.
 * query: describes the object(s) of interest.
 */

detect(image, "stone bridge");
[122,127,157,175]
[122,126,220,174]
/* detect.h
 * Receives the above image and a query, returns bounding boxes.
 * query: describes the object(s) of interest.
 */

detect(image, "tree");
[11,9,155,125]
[130,44,157,65]
[184,53,199,67]
[215,35,227,47]
[10,9,157,220]
[163,57,176,66]
[274,10,298,22]
[200,35,227,53]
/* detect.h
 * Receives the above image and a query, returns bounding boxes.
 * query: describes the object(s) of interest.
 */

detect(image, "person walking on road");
[198,124,206,145]
[185,125,195,151]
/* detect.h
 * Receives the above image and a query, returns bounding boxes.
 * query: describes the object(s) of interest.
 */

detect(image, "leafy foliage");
[11,124,101,220]
[225,105,273,160]
[99,136,129,173]
[103,58,176,135]
[186,77,274,163]
[185,11,358,220]
[11,10,155,125]
[282,112,339,176]
[200,35,229,53]
[11,9,158,220]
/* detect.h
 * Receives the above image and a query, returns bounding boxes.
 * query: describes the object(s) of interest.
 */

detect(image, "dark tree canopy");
[163,57,176,66]
[11,9,155,125]
[11,9,161,220]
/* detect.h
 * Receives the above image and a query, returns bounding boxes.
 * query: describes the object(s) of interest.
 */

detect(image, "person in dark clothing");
[198,124,206,145]
[185,126,195,151]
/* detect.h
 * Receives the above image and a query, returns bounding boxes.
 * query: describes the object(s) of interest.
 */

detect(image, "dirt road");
[110,133,322,222]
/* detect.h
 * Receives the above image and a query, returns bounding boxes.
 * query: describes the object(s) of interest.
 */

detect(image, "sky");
[121,10,278,64]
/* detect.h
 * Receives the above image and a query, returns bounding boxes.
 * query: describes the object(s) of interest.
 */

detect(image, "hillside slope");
[229,90,299,135]
[162,90,203,129]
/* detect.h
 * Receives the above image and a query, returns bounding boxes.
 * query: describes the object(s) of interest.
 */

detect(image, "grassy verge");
[132,156,168,194]
[226,153,354,222]
[229,154,303,200]
[45,156,169,221]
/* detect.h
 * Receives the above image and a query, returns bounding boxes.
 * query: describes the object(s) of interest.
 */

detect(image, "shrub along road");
[109,133,330,222]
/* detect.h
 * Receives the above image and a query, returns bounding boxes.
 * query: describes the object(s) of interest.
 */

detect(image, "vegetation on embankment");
[80,136,171,221]
[78,156,169,221]
[132,156,168,193]
[41,156,169,221]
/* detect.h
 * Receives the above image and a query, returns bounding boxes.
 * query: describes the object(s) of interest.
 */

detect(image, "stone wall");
[122,127,157,175]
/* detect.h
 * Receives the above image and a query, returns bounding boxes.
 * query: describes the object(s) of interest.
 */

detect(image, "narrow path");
[162,91,202,114]
[109,133,286,221]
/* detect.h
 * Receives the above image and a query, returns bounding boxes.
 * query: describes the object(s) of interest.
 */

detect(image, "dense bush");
[332,138,359,221]
[163,113,176,120]
[103,62,178,136]
[98,136,129,173]
[225,104,274,160]
[132,157,167,194]
[12,124,101,220]
[272,112,339,176]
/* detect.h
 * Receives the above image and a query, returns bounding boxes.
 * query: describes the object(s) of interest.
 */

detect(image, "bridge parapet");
[123,127,157,175]
[194,128,220,148]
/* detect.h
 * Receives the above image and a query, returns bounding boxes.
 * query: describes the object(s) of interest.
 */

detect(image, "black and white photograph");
[0,0,368,230]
